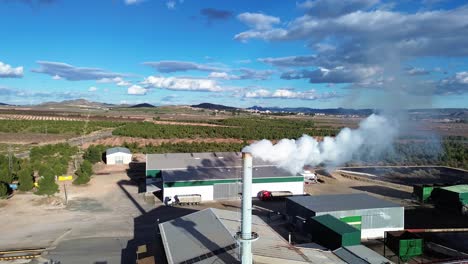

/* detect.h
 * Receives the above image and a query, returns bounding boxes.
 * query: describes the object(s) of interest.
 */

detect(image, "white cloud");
[282,65,382,83]
[142,76,222,92]
[0,61,23,78]
[32,61,126,81]
[88,86,98,92]
[52,75,61,80]
[166,1,176,9]
[208,72,239,80]
[245,88,339,100]
[125,0,143,5]
[406,67,430,76]
[97,77,131,86]
[143,60,226,73]
[258,55,317,67]
[128,85,148,95]
[237,12,280,30]
[436,71,468,95]
[234,6,468,58]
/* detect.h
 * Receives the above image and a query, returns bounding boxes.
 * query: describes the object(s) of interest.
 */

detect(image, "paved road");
[45,237,131,264]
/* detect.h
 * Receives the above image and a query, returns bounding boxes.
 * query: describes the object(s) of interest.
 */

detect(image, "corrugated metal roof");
[158,208,239,264]
[440,185,468,194]
[146,152,275,171]
[311,214,360,234]
[162,166,297,182]
[106,147,131,155]
[333,245,393,264]
[287,194,401,213]
[212,208,345,264]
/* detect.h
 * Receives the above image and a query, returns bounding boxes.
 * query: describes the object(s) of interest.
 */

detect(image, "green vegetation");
[35,174,59,196]
[84,145,106,164]
[0,155,20,184]
[73,160,93,185]
[0,182,9,198]
[17,166,34,191]
[30,143,78,178]
[29,143,78,195]
[354,137,468,169]
[0,120,123,135]
[113,118,338,140]
[126,142,245,153]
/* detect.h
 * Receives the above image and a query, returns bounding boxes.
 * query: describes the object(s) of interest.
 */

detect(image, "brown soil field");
[0,132,72,144]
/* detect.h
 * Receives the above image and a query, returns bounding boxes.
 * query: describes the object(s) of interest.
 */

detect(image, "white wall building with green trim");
[146,152,304,201]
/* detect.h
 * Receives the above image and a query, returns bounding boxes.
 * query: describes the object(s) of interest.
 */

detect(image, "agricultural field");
[0,119,124,135]
[340,166,468,186]
[113,117,339,140]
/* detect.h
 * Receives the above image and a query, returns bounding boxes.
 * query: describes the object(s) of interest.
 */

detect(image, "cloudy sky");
[0,0,467,108]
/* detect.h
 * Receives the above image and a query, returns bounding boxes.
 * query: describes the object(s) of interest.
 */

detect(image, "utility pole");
[8,144,12,179]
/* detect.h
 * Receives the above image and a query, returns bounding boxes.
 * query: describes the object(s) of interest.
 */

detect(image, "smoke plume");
[243,114,399,174]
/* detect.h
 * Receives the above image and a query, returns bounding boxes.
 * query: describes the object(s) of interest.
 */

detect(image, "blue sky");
[0,0,467,108]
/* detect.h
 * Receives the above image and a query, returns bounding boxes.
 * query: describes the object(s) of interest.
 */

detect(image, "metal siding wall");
[316,207,404,238]
[213,183,241,200]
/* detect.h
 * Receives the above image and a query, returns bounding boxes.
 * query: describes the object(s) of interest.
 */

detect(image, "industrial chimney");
[238,152,258,264]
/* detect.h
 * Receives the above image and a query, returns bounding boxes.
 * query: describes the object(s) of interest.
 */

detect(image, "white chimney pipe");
[240,152,253,264]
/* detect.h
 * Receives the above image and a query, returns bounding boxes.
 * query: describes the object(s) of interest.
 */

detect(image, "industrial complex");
[142,151,468,264]
[145,152,305,202]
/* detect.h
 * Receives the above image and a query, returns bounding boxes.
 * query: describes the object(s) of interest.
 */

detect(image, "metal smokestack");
[240,152,253,264]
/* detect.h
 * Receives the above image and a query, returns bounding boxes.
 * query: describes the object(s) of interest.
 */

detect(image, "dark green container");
[413,184,435,203]
[306,214,361,250]
[146,169,161,178]
[386,231,423,261]
[432,185,468,215]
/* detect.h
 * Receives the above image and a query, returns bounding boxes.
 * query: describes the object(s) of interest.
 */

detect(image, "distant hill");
[0,102,9,106]
[39,99,115,109]
[130,103,155,108]
[249,106,375,116]
[191,103,239,111]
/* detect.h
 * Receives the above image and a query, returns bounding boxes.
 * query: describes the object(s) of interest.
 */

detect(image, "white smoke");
[243,114,399,174]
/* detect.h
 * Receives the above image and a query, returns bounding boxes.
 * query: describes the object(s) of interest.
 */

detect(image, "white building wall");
[164,185,214,202]
[251,182,304,196]
[106,153,132,165]
[163,181,303,202]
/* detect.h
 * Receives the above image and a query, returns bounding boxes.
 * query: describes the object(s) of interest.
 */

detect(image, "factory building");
[159,208,345,264]
[286,193,404,239]
[105,147,132,165]
[146,152,304,201]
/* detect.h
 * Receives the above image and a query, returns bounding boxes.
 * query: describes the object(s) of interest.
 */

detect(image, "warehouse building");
[106,147,132,165]
[159,208,345,264]
[286,193,404,239]
[146,152,304,201]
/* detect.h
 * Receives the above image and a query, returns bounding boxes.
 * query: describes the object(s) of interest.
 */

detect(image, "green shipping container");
[432,185,468,215]
[413,184,435,203]
[306,214,361,250]
[386,231,423,261]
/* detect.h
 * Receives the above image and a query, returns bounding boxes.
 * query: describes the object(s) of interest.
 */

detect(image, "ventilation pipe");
[238,152,258,264]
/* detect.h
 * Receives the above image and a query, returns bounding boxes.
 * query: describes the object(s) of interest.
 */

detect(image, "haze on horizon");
[1,0,467,109]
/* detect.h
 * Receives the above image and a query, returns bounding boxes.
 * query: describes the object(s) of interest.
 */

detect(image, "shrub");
[35,174,59,196]
[18,167,34,192]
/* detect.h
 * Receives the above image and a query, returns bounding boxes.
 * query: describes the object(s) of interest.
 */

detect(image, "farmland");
[113,117,339,140]
[0,119,123,135]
